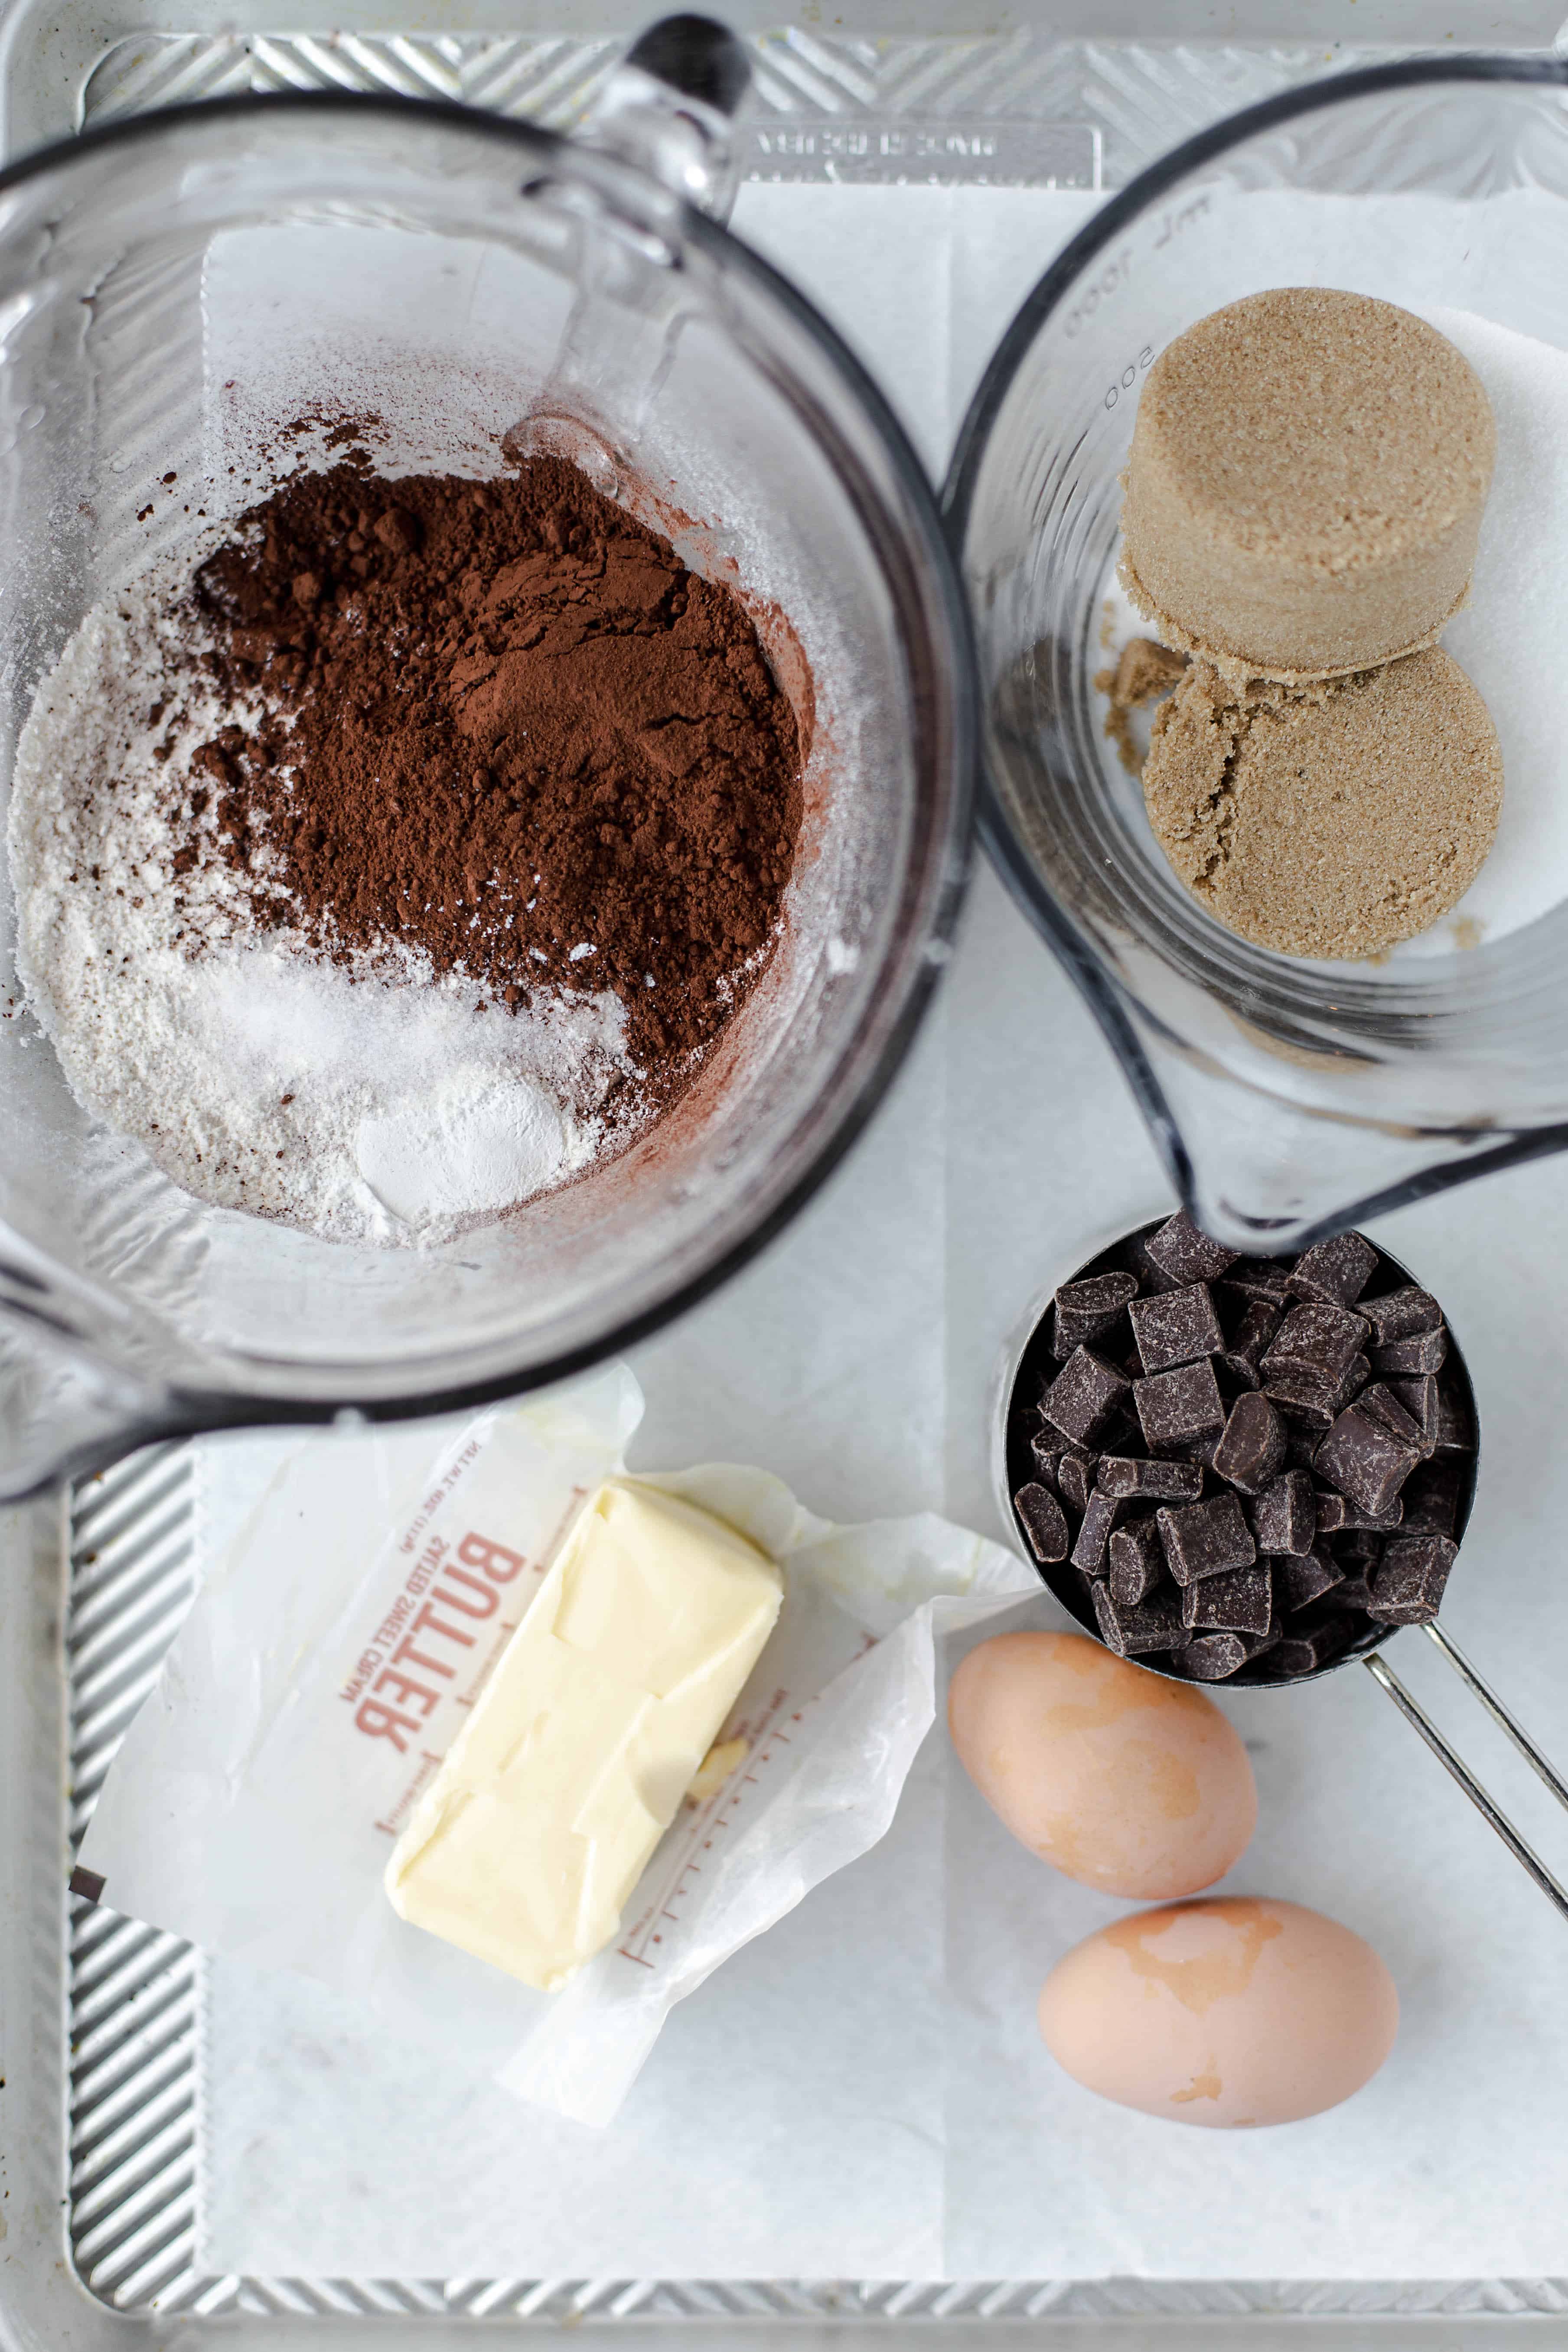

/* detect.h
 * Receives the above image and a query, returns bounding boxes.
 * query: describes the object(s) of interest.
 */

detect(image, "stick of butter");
[384,1478,783,1993]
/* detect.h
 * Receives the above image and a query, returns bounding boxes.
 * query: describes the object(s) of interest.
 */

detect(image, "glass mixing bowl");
[0,85,975,1495]
[946,56,1568,1255]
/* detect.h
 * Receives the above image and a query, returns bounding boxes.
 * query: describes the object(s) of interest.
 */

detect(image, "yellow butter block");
[384,1479,783,1992]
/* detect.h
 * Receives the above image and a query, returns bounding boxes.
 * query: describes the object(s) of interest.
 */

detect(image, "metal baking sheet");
[3,18,1559,2343]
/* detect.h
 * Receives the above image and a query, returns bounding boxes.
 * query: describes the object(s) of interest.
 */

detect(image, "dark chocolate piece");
[1107,1517,1164,1608]
[1372,1326,1448,1376]
[1313,1487,1402,1534]
[1435,1378,1474,1454]
[1337,1354,1371,1407]
[1212,1392,1287,1495]
[1218,1294,1283,1389]
[1013,1482,1070,1565]
[1263,1369,1341,1430]
[1058,1454,1091,1516]
[1174,1630,1250,1680]
[1181,1560,1273,1634]
[1220,1257,1293,1303]
[1366,1534,1457,1625]
[1358,1285,1443,1345]
[1134,1358,1226,1450]
[1040,1346,1131,1445]
[1051,1270,1139,1358]
[1261,1302,1369,1384]
[1268,1615,1356,1675]
[1402,1459,1464,1538]
[1251,1469,1315,1555]
[1358,1381,1426,1452]
[1288,1232,1379,1306]
[1337,1530,1384,1564]
[1278,1547,1344,1611]
[1144,1209,1239,1286]
[1092,1579,1190,1658]
[1282,1421,1321,1469]
[1383,1374,1439,1456]
[1315,1402,1421,1517]
[1329,1574,1378,1612]
[1028,1430,1092,1486]
[1071,1489,1123,1575]
[1157,1492,1255,1586]
[1097,1455,1204,1502]
[1129,1282,1223,1375]
[1164,1430,1222,1466]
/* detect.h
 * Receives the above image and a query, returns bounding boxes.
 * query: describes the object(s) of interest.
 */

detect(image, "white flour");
[9,558,633,1244]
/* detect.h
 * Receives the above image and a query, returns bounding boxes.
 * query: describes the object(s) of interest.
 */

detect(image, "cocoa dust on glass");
[189,449,805,1085]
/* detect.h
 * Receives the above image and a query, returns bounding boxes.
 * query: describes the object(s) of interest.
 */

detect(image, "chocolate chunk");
[1383,1374,1439,1456]
[1092,1579,1190,1658]
[1359,1285,1442,1345]
[1134,1358,1226,1450]
[1313,1486,1402,1534]
[1262,1302,1369,1384]
[1157,1492,1255,1585]
[1058,1454,1092,1515]
[1251,1469,1315,1554]
[1263,1368,1342,1429]
[1217,1294,1283,1389]
[1315,1402,1421,1517]
[1164,1430,1222,1465]
[1129,1282,1223,1374]
[1358,1381,1425,1452]
[1071,1489,1124,1575]
[1029,1429,1092,1486]
[1013,1482,1070,1564]
[1402,1459,1464,1538]
[1108,1517,1165,1608]
[1337,1531,1385,1565]
[1040,1346,1131,1445]
[1221,1256,1293,1303]
[1435,1378,1474,1454]
[1097,1455,1204,1502]
[1330,1574,1378,1612]
[1288,1232,1379,1306]
[1366,1534,1457,1625]
[1268,1614,1356,1675]
[1051,1270,1139,1358]
[1282,1421,1321,1469]
[1212,1392,1287,1494]
[1182,1561,1273,1634]
[1144,1209,1239,1286]
[1174,1630,1251,1680]
[1372,1326,1448,1376]
[1278,1547,1344,1611]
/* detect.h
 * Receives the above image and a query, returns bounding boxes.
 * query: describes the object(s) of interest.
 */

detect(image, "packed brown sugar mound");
[1142,648,1503,960]
[1121,288,1495,681]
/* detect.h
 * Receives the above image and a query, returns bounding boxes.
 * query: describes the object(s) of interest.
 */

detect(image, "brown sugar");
[1121,289,1495,681]
[1141,648,1503,961]
[1095,638,1188,775]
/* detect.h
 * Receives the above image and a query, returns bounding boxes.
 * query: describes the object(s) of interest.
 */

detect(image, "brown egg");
[1039,1896,1399,2128]
[947,1629,1255,1898]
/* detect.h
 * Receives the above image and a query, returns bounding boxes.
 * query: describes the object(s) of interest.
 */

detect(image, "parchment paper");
[196,186,1568,2283]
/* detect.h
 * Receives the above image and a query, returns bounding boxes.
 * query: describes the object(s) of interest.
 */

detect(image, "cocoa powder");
[192,451,803,1073]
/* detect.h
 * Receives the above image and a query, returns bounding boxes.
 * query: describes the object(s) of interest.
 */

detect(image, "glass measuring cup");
[0,25,977,1498]
[994,1217,1568,1922]
[946,56,1568,1254]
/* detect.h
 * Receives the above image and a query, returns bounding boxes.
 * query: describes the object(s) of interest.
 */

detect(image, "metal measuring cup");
[993,1216,1568,1919]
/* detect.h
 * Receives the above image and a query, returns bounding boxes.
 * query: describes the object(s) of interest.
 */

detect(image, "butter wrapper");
[78,1366,1033,2126]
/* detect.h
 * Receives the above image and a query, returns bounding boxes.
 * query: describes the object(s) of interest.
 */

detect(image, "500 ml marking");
[1104,345,1155,410]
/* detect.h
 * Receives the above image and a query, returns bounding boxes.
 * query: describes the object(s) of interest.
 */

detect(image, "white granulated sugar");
[1097,304,1568,967]
[9,562,632,1245]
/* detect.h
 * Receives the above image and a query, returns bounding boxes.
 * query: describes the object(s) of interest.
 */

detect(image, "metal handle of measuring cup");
[506,14,752,477]
[1365,1625,1568,1919]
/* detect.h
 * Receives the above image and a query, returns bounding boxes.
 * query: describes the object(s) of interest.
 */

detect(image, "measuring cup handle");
[580,12,752,224]
[1363,1635,1568,1921]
